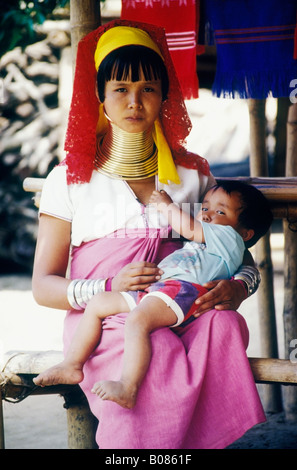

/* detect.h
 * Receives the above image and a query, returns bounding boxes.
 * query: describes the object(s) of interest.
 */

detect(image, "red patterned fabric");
[64,19,209,185]
[121,0,200,100]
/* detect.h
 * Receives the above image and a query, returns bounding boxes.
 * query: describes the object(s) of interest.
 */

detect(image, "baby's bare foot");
[91,380,137,409]
[33,362,84,387]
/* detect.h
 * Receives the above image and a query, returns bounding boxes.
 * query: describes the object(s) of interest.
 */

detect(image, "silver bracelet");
[67,279,82,310]
[74,280,86,309]
[67,278,107,310]
[81,279,94,305]
[233,266,261,297]
[94,278,107,294]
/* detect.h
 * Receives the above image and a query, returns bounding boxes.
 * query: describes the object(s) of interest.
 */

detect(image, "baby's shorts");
[120,279,208,327]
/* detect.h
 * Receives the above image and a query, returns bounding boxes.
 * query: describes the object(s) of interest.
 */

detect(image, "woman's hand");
[111,261,163,292]
[193,279,248,317]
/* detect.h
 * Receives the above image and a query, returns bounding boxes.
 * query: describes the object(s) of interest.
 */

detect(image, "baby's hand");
[149,190,173,210]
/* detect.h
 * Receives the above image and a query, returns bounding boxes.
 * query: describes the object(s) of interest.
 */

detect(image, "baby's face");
[196,187,243,231]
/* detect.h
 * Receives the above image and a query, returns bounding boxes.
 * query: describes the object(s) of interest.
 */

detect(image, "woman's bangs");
[110,56,161,83]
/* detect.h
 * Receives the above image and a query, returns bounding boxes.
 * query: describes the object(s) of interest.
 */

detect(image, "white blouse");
[39,164,215,247]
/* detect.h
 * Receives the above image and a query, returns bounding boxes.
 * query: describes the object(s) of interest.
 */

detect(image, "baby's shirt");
[159,221,245,285]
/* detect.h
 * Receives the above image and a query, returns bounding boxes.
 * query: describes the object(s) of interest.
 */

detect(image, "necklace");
[94,120,158,180]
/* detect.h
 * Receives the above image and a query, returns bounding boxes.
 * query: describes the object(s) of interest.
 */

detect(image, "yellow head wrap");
[94,26,180,185]
[94,26,164,71]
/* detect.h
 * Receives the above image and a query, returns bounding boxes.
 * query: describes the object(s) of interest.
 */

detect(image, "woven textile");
[121,0,200,99]
[204,0,297,98]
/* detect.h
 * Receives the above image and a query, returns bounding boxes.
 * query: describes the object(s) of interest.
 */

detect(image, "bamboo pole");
[249,358,297,385]
[23,176,296,199]
[282,102,297,421]
[23,175,297,213]
[248,99,268,176]
[0,394,4,449]
[273,97,290,176]
[248,98,282,412]
[64,390,98,449]
[274,98,290,176]
[69,0,102,447]
[70,0,101,71]
[272,204,297,220]
[2,351,297,391]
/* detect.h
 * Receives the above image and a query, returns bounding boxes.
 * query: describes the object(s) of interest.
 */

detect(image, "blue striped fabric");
[204,0,297,98]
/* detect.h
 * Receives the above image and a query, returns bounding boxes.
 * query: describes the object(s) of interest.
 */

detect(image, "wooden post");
[248,98,282,412]
[63,0,102,444]
[63,388,98,449]
[70,0,101,71]
[274,98,290,176]
[248,99,268,176]
[249,358,297,384]
[0,393,4,449]
[283,102,297,421]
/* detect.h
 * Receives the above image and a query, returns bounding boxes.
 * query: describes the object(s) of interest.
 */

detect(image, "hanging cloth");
[204,0,297,98]
[121,0,200,100]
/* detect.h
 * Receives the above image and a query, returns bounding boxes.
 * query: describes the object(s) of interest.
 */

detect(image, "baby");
[34,180,273,409]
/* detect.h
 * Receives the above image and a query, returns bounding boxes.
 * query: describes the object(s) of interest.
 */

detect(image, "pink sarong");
[63,228,266,449]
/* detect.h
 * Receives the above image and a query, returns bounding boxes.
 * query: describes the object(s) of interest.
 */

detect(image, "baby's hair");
[211,180,273,248]
[97,45,169,102]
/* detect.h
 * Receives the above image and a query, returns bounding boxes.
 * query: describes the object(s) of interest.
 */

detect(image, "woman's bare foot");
[33,362,84,387]
[91,380,138,409]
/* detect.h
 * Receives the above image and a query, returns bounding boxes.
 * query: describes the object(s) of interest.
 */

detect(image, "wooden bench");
[1,175,297,449]
[0,350,97,449]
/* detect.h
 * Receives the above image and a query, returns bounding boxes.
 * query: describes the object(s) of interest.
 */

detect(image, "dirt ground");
[1,234,297,450]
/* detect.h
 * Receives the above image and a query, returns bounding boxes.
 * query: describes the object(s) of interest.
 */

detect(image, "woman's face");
[103,69,163,133]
